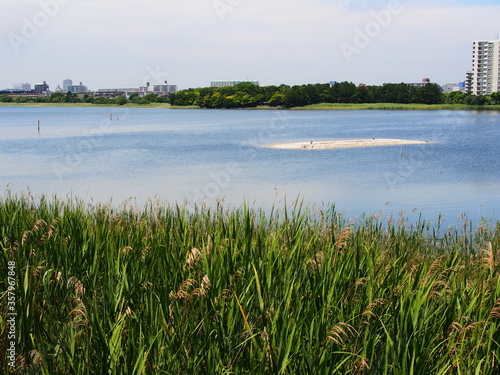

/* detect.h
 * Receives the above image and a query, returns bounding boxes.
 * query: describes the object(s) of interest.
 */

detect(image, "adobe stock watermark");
[188,111,289,208]
[384,143,435,192]
[7,0,72,54]
[6,261,17,370]
[51,113,122,183]
[143,64,170,87]
[213,0,244,21]
[384,111,469,192]
[340,0,403,62]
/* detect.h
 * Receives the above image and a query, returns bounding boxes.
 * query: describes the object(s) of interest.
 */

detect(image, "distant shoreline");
[266,139,432,150]
[1,102,500,111]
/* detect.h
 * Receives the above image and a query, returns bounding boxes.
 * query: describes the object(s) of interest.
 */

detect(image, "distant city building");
[407,78,432,88]
[469,40,500,95]
[465,71,474,93]
[12,83,31,91]
[97,81,178,98]
[97,88,139,93]
[96,88,140,98]
[34,81,50,95]
[139,82,177,95]
[0,90,38,99]
[152,84,177,94]
[63,79,73,92]
[211,80,259,88]
[67,82,88,93]
[441,82,466,93]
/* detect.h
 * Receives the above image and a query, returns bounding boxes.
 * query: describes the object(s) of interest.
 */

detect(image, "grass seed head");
[489,298,500,320]
[68,276,86,297]
[326,323,357,347]
[307,251,323,270]
[335,224,354,251]
[481,242,495,272]
[354,358,370,374]
[69,298,89,329]
[362,299,387,321]
[29,350,43,366]
[186,248,202,269]
[122,246,134,255]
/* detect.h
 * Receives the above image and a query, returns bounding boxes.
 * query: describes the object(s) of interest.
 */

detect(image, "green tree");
[282,86,308,107]
[415,83,443,104]
[155,96,168,103]
[268,92,285,107]
[464,94,486,106]
[143,93,158,104]
[353,84,370,103]
[50,92,66,103]
[444,91,465,104]
[113,96,128,105]
[331,82,357,103]
[317,83,335,103]
[35,96,48,103]
[13,96,29,103]
[0,94,13,102]
[128,92,139,101]
[263,85,280,103]
[93,96,110,105]
[489,92,500,104]
[65,92,80,103]
[376,83,412,103]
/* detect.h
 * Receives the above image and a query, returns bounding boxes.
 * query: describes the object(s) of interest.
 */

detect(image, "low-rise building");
[0,90,38,99]
[139,82,177,95]
[67,82,88,93]
[441,82,466,93]
[95,88,140,98]
[211,80,259,88]
[34,81,50,95]
[407,78,431,88]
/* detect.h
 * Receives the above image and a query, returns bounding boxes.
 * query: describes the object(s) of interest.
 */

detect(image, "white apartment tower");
[470,40,500,95]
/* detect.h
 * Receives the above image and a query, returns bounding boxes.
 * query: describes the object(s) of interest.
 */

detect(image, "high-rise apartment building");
[470,40,500,95]
[63,78,73,92]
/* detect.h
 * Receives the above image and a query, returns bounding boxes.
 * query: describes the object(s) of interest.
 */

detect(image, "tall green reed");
[0,193,498,374]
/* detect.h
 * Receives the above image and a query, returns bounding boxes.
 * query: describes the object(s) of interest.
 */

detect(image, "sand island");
[266,138,431,150]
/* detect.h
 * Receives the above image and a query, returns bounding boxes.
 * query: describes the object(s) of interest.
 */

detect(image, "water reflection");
[0,107,498,224]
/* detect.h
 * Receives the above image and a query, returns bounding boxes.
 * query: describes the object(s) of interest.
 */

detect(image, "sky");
[1,0,500,91]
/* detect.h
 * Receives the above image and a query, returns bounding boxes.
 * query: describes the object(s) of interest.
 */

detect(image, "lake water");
[1,106,499,224]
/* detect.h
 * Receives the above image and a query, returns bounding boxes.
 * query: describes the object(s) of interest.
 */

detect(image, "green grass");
[290,103,500,111]
[1,194,499,374]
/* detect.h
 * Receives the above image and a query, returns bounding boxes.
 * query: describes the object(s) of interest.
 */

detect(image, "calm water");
[1,106,499,224]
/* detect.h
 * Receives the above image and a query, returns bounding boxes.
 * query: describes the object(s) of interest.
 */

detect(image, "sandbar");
[266,139,431,150]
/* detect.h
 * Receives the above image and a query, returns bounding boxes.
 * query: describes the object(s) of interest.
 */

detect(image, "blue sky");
[1,0,499,90]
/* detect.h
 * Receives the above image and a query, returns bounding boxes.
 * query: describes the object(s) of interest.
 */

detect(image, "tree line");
[1,82,500,107]
[170,82,500,108]
[0,92,167,105]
